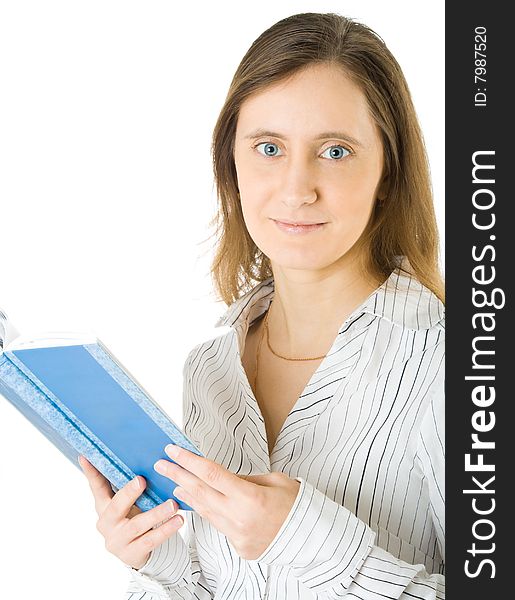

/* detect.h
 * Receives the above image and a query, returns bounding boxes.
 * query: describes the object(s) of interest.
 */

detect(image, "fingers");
[79,455,186,571]
[123,512,185,569]
[79,455,117,515]
[97,474,147,531]
[121,498,181,544]
[79,455,145,519]
[105,499,184,569]
[162,445,240,497]
[154,459,225,510]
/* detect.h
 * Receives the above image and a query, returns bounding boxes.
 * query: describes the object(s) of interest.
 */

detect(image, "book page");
[7,330,97,351]
[0,309,21,351]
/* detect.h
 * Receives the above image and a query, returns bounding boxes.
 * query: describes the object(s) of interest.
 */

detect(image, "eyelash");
[253,141,353,160]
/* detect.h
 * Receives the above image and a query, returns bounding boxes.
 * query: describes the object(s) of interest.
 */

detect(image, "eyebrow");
[243,128,363,147]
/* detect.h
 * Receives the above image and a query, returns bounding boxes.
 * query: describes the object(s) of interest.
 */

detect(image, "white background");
[0,1,444,597]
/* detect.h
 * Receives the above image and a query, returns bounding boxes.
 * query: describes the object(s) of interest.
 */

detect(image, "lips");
[273,218,325,225]
[272,219,326,234]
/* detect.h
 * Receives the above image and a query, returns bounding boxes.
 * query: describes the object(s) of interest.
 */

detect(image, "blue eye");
[254,142,352,160]
[256,142,282,157]
[321,145,351,160]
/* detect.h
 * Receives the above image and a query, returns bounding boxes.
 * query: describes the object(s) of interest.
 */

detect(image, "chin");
[251,227,355,272]
[265,246,335,272]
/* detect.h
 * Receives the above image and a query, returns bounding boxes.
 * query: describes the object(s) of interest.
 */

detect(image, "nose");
[279,155,318,209]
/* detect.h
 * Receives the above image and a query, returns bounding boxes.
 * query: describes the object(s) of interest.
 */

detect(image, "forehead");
[236,63,379,146]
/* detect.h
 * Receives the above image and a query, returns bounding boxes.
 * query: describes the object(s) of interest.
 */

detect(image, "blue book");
[0,309,201,512]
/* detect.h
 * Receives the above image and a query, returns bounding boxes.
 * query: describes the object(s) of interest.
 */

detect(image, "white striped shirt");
[127,261,445,599]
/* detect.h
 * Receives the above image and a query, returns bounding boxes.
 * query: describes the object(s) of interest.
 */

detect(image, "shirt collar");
[214,257,444,333]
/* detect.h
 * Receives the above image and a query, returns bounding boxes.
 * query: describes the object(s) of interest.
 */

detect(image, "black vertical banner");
[446,2,511,597]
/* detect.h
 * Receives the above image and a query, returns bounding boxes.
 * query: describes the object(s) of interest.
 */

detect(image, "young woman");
[80,12,445,599]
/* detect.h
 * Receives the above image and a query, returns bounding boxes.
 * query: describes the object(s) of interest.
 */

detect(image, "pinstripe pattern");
[128,260,445,599]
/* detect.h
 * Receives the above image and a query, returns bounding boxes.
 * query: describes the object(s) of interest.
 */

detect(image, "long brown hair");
[210,12,444,305]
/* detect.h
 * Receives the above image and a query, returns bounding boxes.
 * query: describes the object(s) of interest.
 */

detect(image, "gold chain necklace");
[253,303,327,394]
[264,308,327,361]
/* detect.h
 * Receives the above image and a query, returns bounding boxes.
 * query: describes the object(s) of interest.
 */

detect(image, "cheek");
[333,201,375,249]
[330,171,378,222]
[336,194,375,226]
[240,195,270,245]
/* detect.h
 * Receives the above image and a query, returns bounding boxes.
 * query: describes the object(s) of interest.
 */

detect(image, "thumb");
[236,472,287,486]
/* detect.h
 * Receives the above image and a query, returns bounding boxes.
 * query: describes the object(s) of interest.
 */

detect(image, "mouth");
[271,218,327,234]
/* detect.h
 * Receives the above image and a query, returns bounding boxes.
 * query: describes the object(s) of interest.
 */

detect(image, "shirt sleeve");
[254,372,445,600]
[123,347,214,599]
[125,511,214,599]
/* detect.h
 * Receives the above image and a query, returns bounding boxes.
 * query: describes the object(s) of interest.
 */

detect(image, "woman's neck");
[268,256,383,358]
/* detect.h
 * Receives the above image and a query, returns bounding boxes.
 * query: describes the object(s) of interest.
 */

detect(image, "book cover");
[0,311,201,512]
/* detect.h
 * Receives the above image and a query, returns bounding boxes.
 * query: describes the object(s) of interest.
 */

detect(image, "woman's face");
[233,62,386,274]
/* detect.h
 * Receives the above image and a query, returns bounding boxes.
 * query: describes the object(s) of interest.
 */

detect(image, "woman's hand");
[154,445,301,561]
[78,455,184,570]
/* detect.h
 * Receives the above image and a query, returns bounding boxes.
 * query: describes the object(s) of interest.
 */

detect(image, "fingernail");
[165,444,180,458]
[166,499,177,512]
[133,476,141,490]
[154,461,166,474]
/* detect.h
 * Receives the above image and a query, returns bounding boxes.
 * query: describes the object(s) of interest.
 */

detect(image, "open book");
[0,308,201,511]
